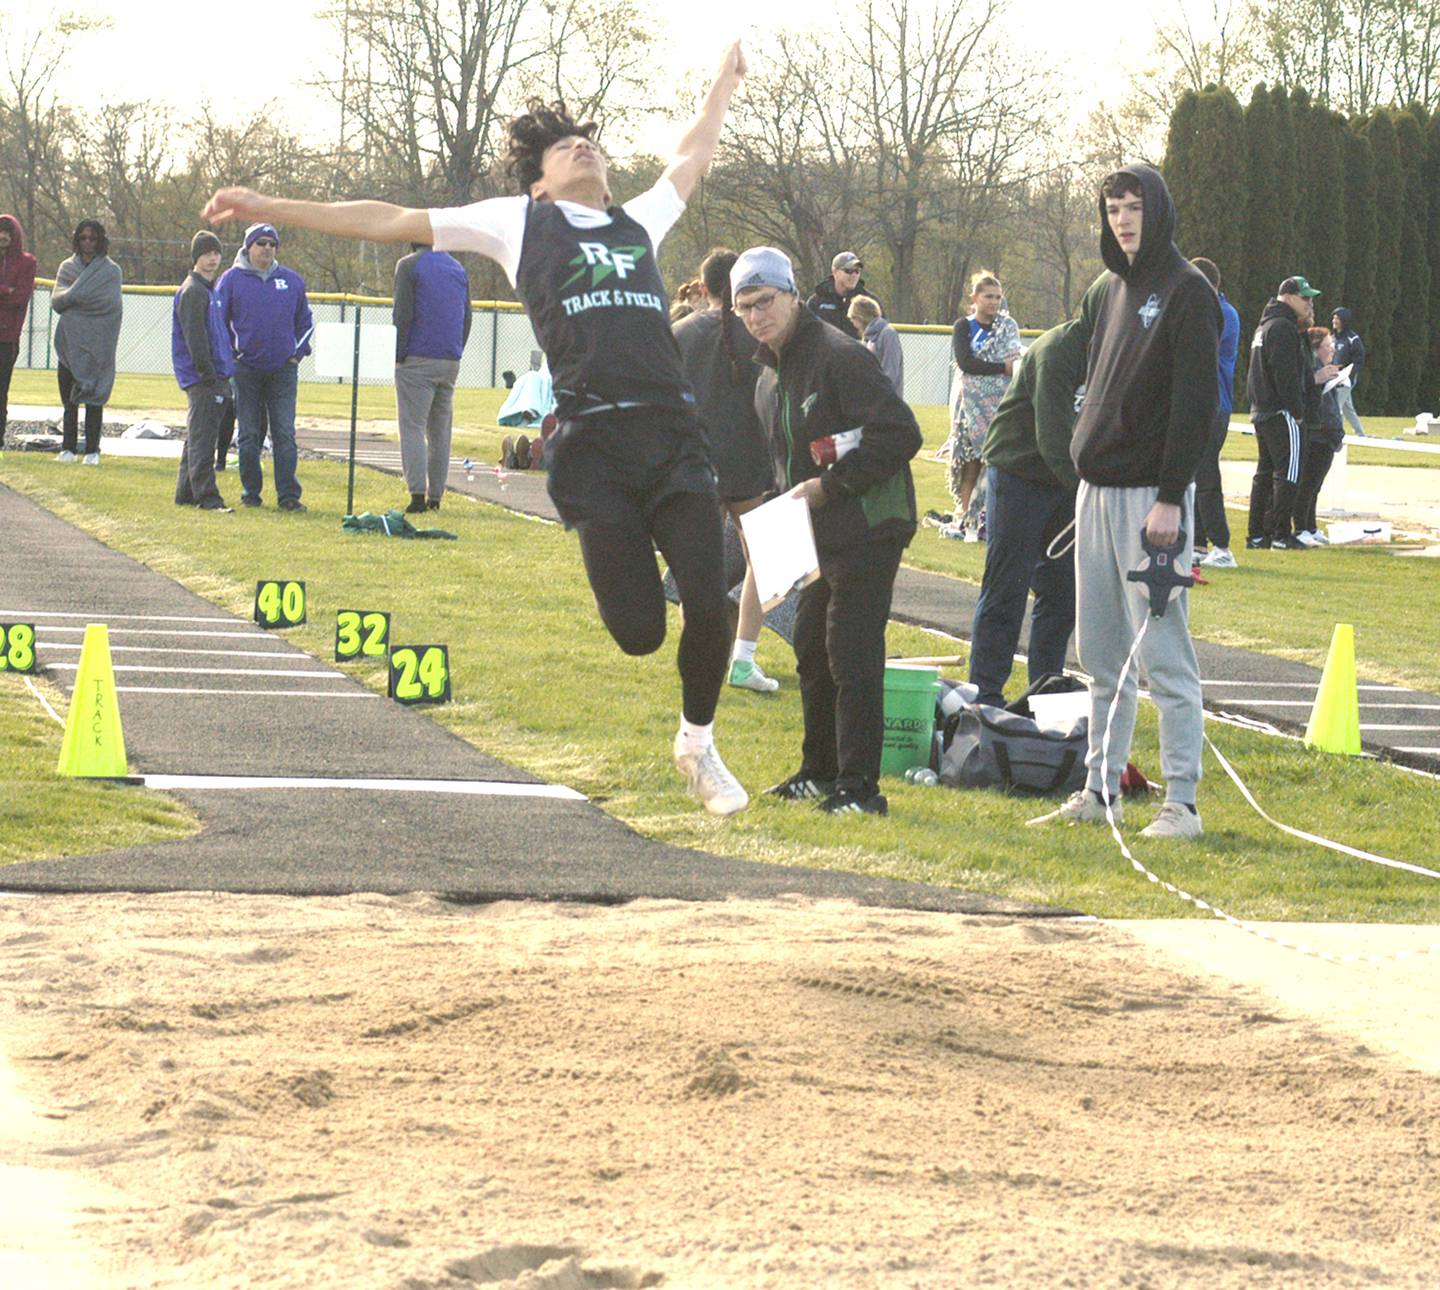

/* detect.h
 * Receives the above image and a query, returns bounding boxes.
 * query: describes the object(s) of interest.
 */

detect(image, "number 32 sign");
[388,644,451,704]
[335,610,391,661]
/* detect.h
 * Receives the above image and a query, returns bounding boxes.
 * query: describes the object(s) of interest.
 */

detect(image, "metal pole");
[346,301,361,516]
[489,303,498,387]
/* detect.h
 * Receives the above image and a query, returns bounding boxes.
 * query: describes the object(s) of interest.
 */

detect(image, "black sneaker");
[405,493,428,514]
[279,499,307,513]
[817,789,889,816]
[767,771,836,801]
[240,494,262,508]
[1245,535,1270,549]
[198,499,233,513]
[426,497,441,510]
[1270,535,1306,550]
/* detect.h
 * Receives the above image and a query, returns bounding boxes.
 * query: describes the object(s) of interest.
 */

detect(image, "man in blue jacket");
[393,245,471,513]
[171,231,234,511]
[1189,257,1241,568]
[218,223,313,511]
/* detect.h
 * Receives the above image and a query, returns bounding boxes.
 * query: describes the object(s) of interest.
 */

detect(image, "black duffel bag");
[938,701,1088,796]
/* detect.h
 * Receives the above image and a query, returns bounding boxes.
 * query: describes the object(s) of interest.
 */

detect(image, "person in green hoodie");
[732,246,922,817]
[1032,163,1219,841]
[968,271,1111,708]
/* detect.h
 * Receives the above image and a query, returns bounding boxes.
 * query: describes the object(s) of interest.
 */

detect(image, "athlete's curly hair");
[505,99,600,194]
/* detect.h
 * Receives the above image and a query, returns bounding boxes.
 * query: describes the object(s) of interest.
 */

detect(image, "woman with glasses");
[51,219,123,464]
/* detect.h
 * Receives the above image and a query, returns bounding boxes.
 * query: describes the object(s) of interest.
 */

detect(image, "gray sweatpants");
[1074,481,1203,805]
[176,381,228,507]
[394,356,459,498]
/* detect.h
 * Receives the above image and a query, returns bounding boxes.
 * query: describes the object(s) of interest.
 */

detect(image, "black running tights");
[575,490,730,726]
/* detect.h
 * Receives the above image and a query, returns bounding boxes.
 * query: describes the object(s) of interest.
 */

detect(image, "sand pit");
[1,892,1436,1289]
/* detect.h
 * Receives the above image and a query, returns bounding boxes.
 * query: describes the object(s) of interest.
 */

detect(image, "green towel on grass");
[341,509,457,540]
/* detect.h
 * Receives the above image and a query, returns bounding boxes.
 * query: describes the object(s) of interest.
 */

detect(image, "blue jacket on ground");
[394,250,471,361]
[1217,292,1240,416]
[171,271,235,389]
[217,250,314,373]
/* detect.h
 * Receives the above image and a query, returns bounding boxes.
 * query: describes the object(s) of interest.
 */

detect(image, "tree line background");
[2,0,1438,410]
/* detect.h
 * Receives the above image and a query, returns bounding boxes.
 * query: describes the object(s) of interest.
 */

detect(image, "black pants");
[1247,412,1301,541]
[575,489,731,726]
[793,538,905,796]
[176,384,229,507]
[0,340,17,445]
[57,363,103,454]
[1193,407,1231,550]
[1292,437,1338,534]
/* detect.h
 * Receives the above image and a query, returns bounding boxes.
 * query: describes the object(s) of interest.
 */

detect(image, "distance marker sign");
[335,610,391,661]
[255,579,306,629]
[0,623,37,674]
[389,644,451,705]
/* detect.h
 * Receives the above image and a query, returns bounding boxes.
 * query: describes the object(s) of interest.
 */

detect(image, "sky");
[11,0,1161,151]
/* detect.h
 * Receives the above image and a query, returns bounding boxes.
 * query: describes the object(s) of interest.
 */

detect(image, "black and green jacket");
[753,307,922,551]
[983,271,1112,488]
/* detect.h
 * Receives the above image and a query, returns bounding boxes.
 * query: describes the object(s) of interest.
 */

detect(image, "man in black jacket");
[1033,163,1218,841]
[806,252,882,340]
[1246,276,1321,550]
[733,246,921,816]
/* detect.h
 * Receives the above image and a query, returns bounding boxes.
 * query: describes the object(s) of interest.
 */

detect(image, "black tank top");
[514,198,691,420]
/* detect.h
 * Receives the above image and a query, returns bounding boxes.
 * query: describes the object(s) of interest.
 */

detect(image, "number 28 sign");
[388,644,451,705]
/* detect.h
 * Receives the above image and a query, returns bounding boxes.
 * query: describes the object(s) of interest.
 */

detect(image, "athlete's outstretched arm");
[200,190,433,247]
[663,41,747,203]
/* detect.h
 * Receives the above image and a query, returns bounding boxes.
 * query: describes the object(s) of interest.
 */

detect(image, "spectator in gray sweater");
[847,295,903,399]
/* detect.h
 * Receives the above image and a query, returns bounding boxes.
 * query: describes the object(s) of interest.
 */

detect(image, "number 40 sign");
[388,644,451,705]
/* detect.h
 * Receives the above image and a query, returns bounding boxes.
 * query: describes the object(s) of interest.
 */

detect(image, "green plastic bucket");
[881,663,939,777]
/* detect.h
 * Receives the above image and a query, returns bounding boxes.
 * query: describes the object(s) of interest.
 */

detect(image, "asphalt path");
[0,483,1048,914]
[305,425,1440,773]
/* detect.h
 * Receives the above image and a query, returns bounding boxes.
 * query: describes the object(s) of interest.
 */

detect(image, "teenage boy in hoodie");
[217,223,313,511]
[1329,306,1367,436]
[1246,276,1326,550]
[171,231,235,511]
[0,214,37,448]
[733,246,922,817]
[1034,163,1219,841]
[202,42,751,818]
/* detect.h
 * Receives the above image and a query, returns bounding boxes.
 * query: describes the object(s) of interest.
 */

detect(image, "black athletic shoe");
[817,789,889,816]
[198,499,232,513]
[279,499,307,513]
[1270,535,1307,550]
[767,771,836,801]
[426,498,441,510]
[240,494,262,508]
[406,493,428,514]
[1245,535,1270,549]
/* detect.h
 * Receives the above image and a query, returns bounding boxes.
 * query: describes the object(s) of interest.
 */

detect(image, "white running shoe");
[1139,801,1203,839]
[1295,530,1321,548]
[729,659,779,693]
[82,452,101,466]
[674,740,749,816]
[1198,546,1237,568]
[55,450,78,462]
[1026,787,1123,827]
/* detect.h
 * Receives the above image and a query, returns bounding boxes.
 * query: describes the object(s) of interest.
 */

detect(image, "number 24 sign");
[388,644,450,705]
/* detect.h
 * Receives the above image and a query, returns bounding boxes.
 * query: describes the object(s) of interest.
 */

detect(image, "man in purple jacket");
[217,223,314,511]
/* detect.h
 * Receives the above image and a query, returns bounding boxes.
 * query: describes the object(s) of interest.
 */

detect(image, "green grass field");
[2,449,1436,924]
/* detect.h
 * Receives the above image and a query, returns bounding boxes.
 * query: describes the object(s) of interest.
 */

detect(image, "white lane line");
[1203,680,1423,692]
[114,687,380,697]
[1359,724,1440,732]
[39,643,310,659]
[1217,700,1440,710]
[139,773,586,801]
[1396,747,1440,754]
[48,664,347,679]
[33,626,283,639]
[0,609,236,623]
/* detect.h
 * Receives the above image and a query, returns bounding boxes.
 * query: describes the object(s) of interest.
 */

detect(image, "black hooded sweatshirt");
[1070,164,1220,504]
[1246,297,1308,422]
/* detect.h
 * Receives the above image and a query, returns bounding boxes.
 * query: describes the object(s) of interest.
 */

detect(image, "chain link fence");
[17,282,1030,408]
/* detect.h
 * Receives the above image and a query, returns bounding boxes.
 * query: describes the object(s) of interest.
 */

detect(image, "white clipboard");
[1323,363,1353,395]
[738,490,821,611]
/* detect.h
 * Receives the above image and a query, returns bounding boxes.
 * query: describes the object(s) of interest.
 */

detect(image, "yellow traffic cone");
[1304,623,1361,755]
[57,623,128,777]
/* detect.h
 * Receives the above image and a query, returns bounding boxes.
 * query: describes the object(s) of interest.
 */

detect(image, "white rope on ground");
[1096,616,1439,967]
[23,675,65,728]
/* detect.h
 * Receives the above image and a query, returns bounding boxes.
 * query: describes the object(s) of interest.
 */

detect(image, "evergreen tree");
[1164,86,1248,280]
[1387,110,1432,413]
[1360,110,1402,410]
[1242,86,1280,348]
[1421,111,1440,414]
[1295,96,1347,315]
[1340,125,1378,412]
